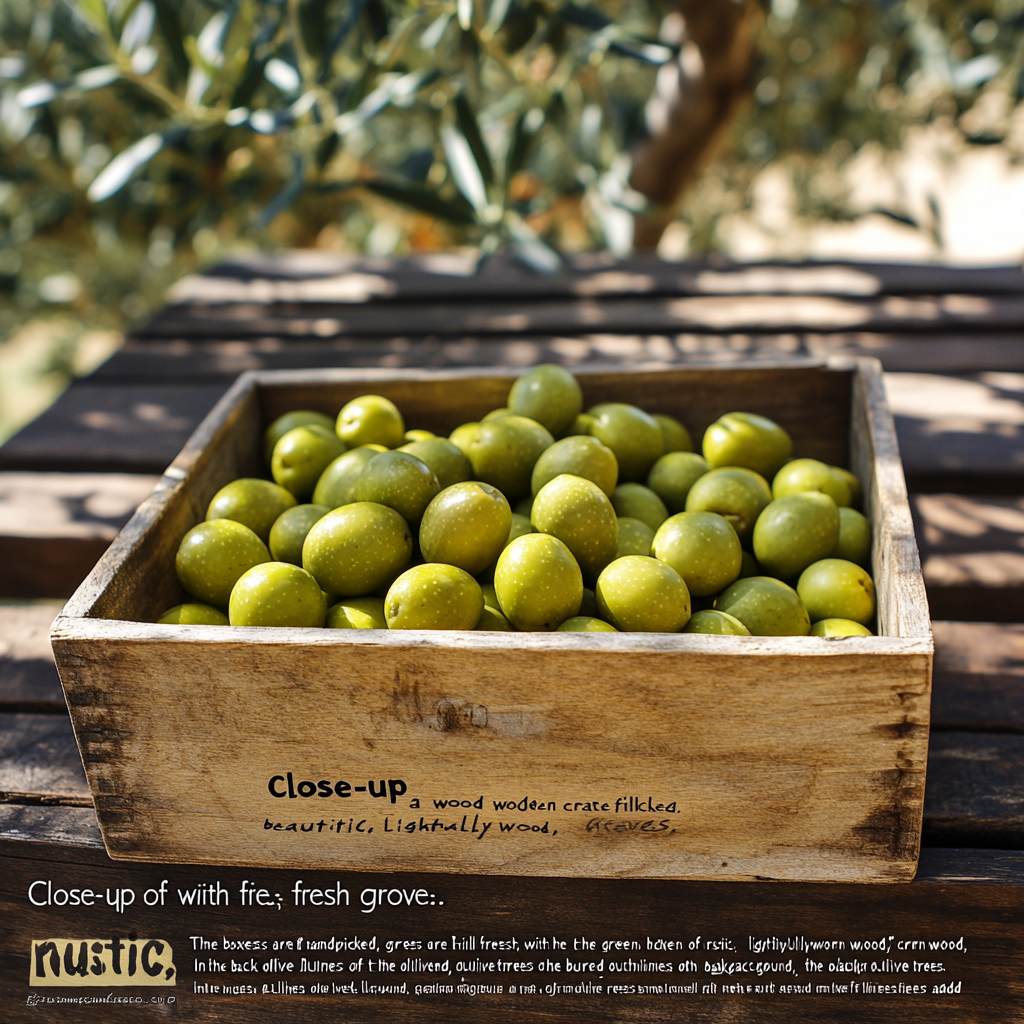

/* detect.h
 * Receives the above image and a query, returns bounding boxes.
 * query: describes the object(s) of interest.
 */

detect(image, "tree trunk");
[630,0,761,250]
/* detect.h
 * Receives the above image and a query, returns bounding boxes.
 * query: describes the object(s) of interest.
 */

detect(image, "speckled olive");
[652,510,742,597]
[595,555,690,633]
[772,458,851,506]
[326,596,387,629]
[355,450,440,525]
[531,435,618,497]
[507,364,583,438]
[312,448,379,509]
[646,451,709,514]
[272,424,347,500]
[684,467,772,547]
[587,403,664,482]
[557,615,618,632]
[228,562,327,627]
[752,492,840,581]
[797,558,876,625]
[494,533,582,631]
[264,410,334,465]
[703,412,792,479]
[715,576,810,636]
[531,474,619,582]
[158,603,229,626]
[302,502,412,597]
[206,477,297,543]
[419,481,512,575]
[682,609,751,635]
[176,519,270,608]
[336,395,405,449]
[385,563,483,630]
[465,415,554,500]
[398,438,473,490]
[269,503,330,564]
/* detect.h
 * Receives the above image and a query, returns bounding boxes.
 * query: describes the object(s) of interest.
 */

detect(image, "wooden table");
[1,254,1021,1022]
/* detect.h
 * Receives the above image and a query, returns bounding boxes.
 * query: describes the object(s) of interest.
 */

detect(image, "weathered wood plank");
[137,293,1024,340]
[0,474,158,598]
[922,732,1024,848]
[0,384,226,474]
[0,604,64,710]
[0,714,90,806]
[914,496,1024,621]
[932,622,1024,733]
[168,252,1024,302]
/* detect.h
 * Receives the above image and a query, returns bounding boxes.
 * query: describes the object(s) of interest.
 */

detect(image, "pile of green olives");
[160,365,877,638]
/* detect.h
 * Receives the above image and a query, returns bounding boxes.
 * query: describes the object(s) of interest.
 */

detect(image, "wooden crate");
[50,359,932,881]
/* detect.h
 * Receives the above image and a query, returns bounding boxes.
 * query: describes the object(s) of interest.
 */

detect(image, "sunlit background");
[2,0,1023,441]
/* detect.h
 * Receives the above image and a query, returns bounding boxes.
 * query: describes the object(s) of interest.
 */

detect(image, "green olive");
[477,513,533,584]
[738,550,761,579]
[772,458,852,506]
[476,605,514,630]
[269,503,330,564]
[176,519,270,608]
[588,403,664,481]
[753,492,840,581]
[419,481,512,575]
[312,448,379,509]
[835,506,871,567]
[355,450,440,524]
[302,502,412,597]
[398,438,473,490]
[653,413,692,453]
[465,415,554,500]
[158,603,229,626]
[682,609,751,635]
[610,483,668,532]
[715,576,810,636]
[507,364,583,437]
[797,558,876,625]
[567,413,594,436]
[557,616,618,632]
[531,435,618,497]
[595,555,690,633]
[326,596,387,629]
[652,511,742,597]
[404,429,435,443]
[385,563,483,630]
[684,467,772,546]
[833,466,863,508]
[703,412,792,479]
[482,407,512,422]
[494,533,582,631]
[264,410,334,465]
[336,395,405,449]
[228,562,327,627]
[646,451,709,513]
[272,424,347,500]
[616,517,655,558]
[448,422,481,455]
[810,618,874,637]
[480,580,499,609]
[531,474,619,582]
[206,477,297,543]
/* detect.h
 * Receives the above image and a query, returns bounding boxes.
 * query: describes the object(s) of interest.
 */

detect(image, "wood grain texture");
[0,604,65,710]
[47,362,932,880]
[0,474,158,598]
[0,714,90,805]
[136,293,1024,341]
[932,622,1024,733]
[0,819,1020,1023]
[914,496,1024,622]
[0,384,226,474]
[923,733,1024,849]
[168,251,1024,300]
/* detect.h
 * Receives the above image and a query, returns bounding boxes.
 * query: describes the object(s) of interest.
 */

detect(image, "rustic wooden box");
[51,359,932,881]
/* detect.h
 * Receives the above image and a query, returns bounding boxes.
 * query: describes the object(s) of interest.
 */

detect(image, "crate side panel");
[58,637,930,881]
[256,365,853,468]
[86,388,263,624]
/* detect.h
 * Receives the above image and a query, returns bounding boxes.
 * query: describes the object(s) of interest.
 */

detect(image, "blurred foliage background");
[1,0,1023,439]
